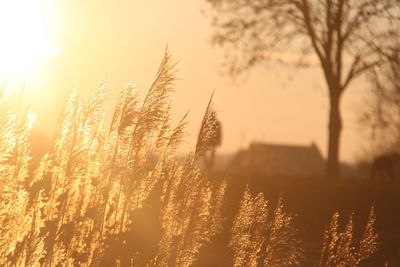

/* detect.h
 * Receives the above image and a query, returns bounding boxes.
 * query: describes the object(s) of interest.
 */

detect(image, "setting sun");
[0,0,58,83]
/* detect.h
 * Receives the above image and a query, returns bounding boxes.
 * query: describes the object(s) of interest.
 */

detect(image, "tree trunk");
[326,92,342,179]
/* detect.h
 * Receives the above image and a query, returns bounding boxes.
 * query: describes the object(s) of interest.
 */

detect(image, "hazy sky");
[14,0,372,163]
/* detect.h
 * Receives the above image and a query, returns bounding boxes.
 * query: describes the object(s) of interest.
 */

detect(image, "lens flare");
[0,0,59,86]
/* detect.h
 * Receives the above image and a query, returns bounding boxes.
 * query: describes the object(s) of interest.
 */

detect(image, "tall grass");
[0,51,380,266]
[318,206,378,267]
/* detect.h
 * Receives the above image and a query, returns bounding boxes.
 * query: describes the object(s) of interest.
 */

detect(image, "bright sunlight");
[0,0,59,84]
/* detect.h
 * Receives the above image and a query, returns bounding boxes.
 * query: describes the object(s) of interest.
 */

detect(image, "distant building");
[229,142,325,178]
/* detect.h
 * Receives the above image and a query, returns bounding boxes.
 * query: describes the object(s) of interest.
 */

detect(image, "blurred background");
[1,0,372,164]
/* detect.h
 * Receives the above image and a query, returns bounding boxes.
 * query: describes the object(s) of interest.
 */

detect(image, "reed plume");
[318,206,378,267]
[230,189,303,267]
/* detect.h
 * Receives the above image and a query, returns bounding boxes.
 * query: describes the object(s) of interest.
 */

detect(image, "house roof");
[231,142,325,178]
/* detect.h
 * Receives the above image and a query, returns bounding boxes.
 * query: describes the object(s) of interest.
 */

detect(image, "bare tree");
[206,0,400,178]
[363,45,400,154]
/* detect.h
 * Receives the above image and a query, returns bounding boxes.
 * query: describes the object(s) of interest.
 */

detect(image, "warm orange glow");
[0,0,59,87]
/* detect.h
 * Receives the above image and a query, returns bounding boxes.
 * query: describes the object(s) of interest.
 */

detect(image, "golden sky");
[2,0,372,163]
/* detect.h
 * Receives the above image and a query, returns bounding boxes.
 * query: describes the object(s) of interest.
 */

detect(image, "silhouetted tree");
[206,0,400,179]
[363,45,400,153]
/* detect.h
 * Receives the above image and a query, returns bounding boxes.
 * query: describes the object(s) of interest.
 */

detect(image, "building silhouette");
[230,142,325,179]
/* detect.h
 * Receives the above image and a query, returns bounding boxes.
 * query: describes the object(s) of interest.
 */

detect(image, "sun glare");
[0,0,59,87]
